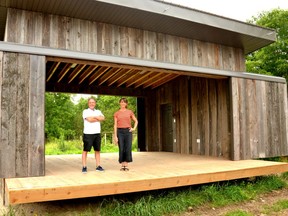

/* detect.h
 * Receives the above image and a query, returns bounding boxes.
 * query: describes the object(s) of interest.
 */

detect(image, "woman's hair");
[119,97,128,108]
[119,97,128,104]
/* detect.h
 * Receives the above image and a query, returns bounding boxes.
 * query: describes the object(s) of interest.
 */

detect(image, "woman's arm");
[130,115,138,131]
[113,116,118,144]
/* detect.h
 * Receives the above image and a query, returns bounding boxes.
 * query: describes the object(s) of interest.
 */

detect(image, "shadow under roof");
[0,0,276,54]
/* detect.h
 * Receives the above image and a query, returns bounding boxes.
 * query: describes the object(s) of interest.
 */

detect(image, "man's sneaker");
[82,167,87,173]
[96,165,104,172]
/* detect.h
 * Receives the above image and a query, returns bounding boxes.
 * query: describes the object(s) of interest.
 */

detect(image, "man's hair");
[88,97,96,102]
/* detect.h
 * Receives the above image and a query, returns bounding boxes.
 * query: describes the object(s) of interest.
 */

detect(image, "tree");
[45,92,77,140]
[246,9,288,81]
[73,96,91,138]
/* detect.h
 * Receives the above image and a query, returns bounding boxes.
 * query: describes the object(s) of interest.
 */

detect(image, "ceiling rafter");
[47,61,61,82]
[45,57,226,93]
[97,67,120,86]
[78,65,98,84]
[143,73,176,89]
[88,66,111,85]
[68,64,86,83]
[134,72,164,88]
[106,68,131,86]
[57,63,73,83]
[151,74,180,89]
[126,71,154,88]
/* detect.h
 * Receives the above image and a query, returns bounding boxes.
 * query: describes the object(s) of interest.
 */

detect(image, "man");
[82,97,105,173]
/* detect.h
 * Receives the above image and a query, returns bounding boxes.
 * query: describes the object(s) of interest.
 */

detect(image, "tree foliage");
[246,9,288,81]
[45,92,77,140]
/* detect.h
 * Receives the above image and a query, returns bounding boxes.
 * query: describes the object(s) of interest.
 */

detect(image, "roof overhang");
[1,41,285,84]
[0,0,276,54]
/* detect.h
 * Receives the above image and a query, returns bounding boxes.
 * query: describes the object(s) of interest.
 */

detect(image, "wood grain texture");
[230,78,288,160]
[15,54,30,177]
[0,53,45,178]
[0,52,2,173]
[1,52,18,178]
[148,77,231,158]
[4,152,288,205]
[5,8,245,71]
[29,55,45,176]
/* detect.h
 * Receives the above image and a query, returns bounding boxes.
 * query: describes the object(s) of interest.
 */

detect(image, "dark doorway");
[161,104,174,152]
[137,97,146,151]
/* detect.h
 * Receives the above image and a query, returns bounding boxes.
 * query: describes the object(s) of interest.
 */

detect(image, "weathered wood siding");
[231,78,288,160]
[0,178,3,205]
[0,52,45,178]
[147,76,231,158]
[148,76,288,160]
[4,8,245,71]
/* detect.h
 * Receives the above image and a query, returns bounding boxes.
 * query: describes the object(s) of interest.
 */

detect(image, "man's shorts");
[83,133,101,152]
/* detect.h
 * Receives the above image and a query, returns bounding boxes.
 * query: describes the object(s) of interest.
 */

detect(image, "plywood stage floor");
[4,152,288,205]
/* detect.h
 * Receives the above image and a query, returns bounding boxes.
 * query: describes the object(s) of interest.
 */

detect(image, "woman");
[114,98,138,171]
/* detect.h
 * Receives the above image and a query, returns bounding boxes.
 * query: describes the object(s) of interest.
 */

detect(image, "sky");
[166,0,288,22]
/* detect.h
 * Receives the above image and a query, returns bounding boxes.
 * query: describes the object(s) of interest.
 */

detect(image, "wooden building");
[0,0,287,205]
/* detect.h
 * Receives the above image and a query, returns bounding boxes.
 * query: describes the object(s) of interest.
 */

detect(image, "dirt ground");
[184,188,288,216]
[1,188,288,216]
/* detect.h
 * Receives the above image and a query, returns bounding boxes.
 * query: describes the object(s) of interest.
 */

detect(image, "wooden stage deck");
[4,152,288,205]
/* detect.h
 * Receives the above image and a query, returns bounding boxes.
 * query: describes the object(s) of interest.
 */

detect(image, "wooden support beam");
[0,178,4,206]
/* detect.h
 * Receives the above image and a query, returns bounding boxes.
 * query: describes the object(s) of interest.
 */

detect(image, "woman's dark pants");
[117,128,132,163]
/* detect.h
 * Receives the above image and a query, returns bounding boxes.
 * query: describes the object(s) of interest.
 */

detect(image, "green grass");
[45,136,138,155]
[224,195,288,216]
[261,199,288,214]
[98,174,287,216]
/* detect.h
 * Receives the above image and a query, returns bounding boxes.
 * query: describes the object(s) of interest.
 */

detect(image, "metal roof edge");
[0,41,285,83]
[96,0,276,41]
[0,0,277,54]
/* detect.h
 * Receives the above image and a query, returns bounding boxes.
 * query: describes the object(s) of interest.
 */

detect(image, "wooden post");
[230,77,240,160]
[0,178,6,206]
[0,53,45,178]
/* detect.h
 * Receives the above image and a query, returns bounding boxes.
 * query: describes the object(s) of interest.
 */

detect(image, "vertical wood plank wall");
[0,52,45,178]
[147,76,231,159]
[149,76,288,160]
[231,78,288,160]
[4,9,245,71]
